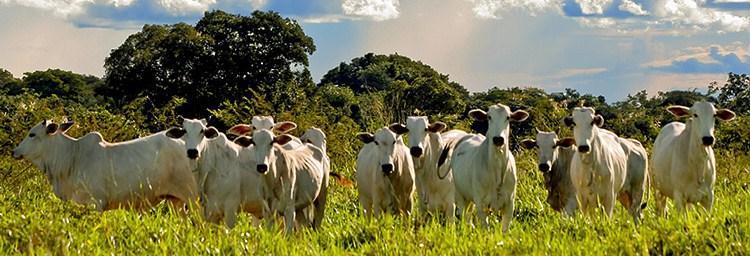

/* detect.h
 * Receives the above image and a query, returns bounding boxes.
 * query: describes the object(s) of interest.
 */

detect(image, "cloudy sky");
[0,0,748,100]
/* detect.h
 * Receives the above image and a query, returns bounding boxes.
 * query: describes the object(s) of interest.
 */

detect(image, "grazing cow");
[356,125,416,218]
[234,125,326,233]
[399,116,466,221]
[449,104,529,231]
[165,118,267,228]
[12,120,198,211]
[651,101,735,214]
[227,116,303,149]
[564,107,648,222]
[520,131,578,215]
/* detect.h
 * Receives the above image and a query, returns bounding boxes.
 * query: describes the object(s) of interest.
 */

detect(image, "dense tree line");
[1,10,748,160]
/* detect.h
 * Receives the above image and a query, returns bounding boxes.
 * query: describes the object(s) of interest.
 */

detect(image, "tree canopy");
[102,10,316,117]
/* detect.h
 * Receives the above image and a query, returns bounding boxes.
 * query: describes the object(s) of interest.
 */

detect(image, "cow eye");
[552,144,557,149]
[373,141,379,145]
[487,116,492,120]
[392,141,396,145]
[693,114,698,118]
[29,133,36,138]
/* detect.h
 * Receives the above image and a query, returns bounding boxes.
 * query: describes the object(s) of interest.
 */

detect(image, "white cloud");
[109,0,134,7]
[575,0,612,15]
[470,0,560,19]
[618,0,648,16]
[341,0,400,21]
[577,17,616,28]
[654,0,750,32]
[157,0,216,15]
[249,0,266,9]
[713,0,750,2]
[0,0,93,17]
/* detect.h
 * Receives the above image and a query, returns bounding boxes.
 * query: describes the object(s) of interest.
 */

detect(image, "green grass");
[1,150,749,255]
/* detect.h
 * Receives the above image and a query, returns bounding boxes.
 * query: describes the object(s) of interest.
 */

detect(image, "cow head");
[402,116,447,158]
[469,104,528,149]
[13,119,75,160]
[667,101,735,147]
[357,125,408,175]
[564,107,603,154]
[521,130,575,173]
[300,127,327,152]
[166,118,219,160]
[235,126,296,174]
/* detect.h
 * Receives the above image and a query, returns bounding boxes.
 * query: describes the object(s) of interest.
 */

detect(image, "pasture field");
[1,149,748,255]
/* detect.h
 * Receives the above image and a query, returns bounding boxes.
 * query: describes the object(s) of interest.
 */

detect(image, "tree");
[710,72,750,114]
[0,69,22,95]
[102,10,316,117]
[320,53,469,120]
[21,69,102,106]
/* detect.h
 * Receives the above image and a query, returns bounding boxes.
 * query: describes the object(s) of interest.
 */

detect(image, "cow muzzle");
[11,150,22,160]
[410,147,423,157]
[381,164,394,175]
[187,149,199,159]
[492,136,505,146]
[257,164,269,174]
[538,163,550,172]
[702,136,715,146]
[577,145,590,153]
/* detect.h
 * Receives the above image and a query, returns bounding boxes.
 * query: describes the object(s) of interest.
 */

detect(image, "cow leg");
[295,208,310,228]
[603,190,615,218]
[476,201,490,228]
[455,193,467,222]
[563,196,577,217]
[673,191,686,212]
[223,201,239,228]
[500,201,513,233]
[445,202,456,225]
[312,183,328,229]
[284,206,296,234]
[654,191,668,217]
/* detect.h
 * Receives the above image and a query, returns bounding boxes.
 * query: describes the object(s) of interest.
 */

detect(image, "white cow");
[299,127,331,227]
[165,118,267,228]
[520,131,578,215]
[651,101,735,214]
[234,125,326,233]
[12,120,198,211]
[400,116,466,221]
[356,125,416,218]
[449,103,528,231]
[227,116,303,149]
[564,107,648,222]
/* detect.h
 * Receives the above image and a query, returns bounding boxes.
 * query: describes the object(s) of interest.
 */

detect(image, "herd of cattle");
[10,101,735,233]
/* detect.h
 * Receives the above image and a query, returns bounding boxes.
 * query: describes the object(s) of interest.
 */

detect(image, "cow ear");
[468,109,488,121]
[557,137,576,148]
[274,134,294,145]
[204,127,219,139]
[274,121,297,134]
[510,110,529,122]
[59,120,75,133]
[234,136,254,147]
[563,116,574,127]
[166,127,186,138]
[593,115,604,127]
[45,122,59,134]
[200,118,208,126]
[667,106,690,118]
[520,139,537,149]
[427,122,447,133]
[716,109,736,121]
[228,124,254,136]
[356,132,375,144]
[389,123,409,135]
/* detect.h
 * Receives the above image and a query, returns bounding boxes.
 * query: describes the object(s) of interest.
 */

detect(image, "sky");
[0,0,748,100]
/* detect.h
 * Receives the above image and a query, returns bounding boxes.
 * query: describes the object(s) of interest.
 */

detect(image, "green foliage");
[320,53,468,118]
[103,10,316,118]
[710,72,750,115]
[0,69,22,94]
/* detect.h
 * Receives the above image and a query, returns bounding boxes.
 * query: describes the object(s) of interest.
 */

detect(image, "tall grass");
[1,150,748,254]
